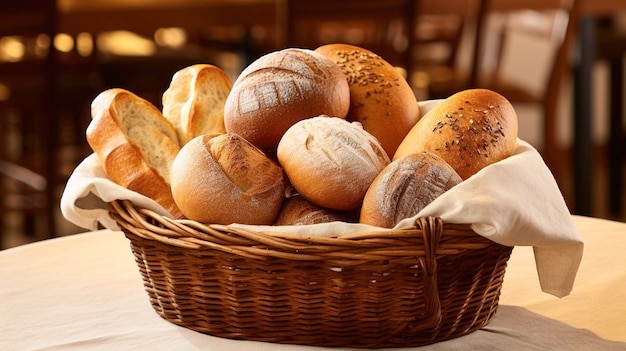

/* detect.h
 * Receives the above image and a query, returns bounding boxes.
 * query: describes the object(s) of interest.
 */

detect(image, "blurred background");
[1,0,625,249]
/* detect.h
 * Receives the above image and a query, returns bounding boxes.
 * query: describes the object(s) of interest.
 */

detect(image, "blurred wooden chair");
[0,0,100,246]
[410,0,481,99]
[467,0,579,185]
[279,0,416,78]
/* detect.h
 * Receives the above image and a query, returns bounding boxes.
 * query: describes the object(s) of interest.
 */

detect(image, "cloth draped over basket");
[61,100,583,299]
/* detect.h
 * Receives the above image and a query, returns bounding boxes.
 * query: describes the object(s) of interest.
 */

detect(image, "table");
[1,216,625,350]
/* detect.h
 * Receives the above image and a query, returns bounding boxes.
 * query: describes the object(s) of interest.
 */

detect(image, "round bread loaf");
[394,88,518,180]
[360,152,462,228]
[224,48,350,151]
[162,64,232,145]
[274,195,358,225]
[170,133,287,225]
[277,116,390,211]
[315,43,420,158]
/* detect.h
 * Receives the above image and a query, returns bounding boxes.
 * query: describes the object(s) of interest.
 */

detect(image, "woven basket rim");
[108,199,505,260]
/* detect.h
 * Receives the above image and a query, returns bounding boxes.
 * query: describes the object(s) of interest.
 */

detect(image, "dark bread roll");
[360,152,462,228]
[394,88,518,180]
[170,133,287,225]
[224,48,350,151]
[274,195,358,225]
[315,43,420,158]
[277,116,390,211]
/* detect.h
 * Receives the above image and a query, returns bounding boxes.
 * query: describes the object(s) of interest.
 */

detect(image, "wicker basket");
[109,199,513,348]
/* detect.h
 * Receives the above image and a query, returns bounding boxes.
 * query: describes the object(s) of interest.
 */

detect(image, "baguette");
[162,64,232,145]
[86,88,183,218]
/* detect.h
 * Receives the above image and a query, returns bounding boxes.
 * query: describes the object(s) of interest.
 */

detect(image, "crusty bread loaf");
[170,133,287,225]
[274,195,358,225]
[86,88,183,218]
[277,116,390,211]
[315,43,420,158]
[162,64,232,145]
[394,88,518,179]
[224,48,350,151]
[360,152,462,228]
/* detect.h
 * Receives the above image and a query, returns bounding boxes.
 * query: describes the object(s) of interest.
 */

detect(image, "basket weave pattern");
[109,199,513,348]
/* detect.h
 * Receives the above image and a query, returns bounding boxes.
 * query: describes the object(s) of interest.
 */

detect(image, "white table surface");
[1,215,625,350]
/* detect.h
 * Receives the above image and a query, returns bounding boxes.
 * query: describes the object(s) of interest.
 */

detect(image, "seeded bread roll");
[277,116,390,211]
[224,48,350,151]
[170,133,287,225]
[315,43,420,158]
[86,88,183,218]
[162,64,233,145]
[394,89,518,180]
[360,152,462,228]
[274,195,358,225]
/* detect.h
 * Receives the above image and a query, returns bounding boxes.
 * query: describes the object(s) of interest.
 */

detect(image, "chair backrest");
[411,0,481,95]
[472,0,577,97]
[468,0,579,185]
[278,0,416,75]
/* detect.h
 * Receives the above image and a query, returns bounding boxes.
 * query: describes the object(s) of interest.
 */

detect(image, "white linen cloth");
[61,100,583,298]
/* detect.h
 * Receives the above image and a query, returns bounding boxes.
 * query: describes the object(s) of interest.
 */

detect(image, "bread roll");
[170,133,287,225]
[224,48,350,151]
[394,89,518,180]
[274,195,358,225]
[162,64,232,145]
[277,116,390,211]
[360,152,462,228]
[86,88,183,218]
[315,43,420,158]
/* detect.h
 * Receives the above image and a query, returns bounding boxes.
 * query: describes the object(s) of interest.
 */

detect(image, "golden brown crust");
[162,64,232,145]
[277,116,390,211]
[170,133,287,225]
[224,48,350,151]
[315,43,420,158]
[360,152,462,228]
[86,88,183,218]
[274,195,358,225]
[393,89,518,180]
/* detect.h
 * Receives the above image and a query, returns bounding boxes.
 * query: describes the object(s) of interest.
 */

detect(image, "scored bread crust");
[162,64,233,145]
[170,133,287,225]
[86,88,183,218]
[360,152,462,228]
[224,48,350,151]
[277,116,390,211]
[315,43,420,158]
[274,195,358,225]
[394,88,518,180]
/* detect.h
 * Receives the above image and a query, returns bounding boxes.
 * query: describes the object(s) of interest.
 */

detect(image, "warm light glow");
[97,31,156,56]
[35,34,51,57]
[54,33,74,53]
[0,83,11,101]
[76,32,94,56]
[154,27,187,48]
[0,36,25,62]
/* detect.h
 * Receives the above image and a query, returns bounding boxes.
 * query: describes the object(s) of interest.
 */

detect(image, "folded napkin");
[61,100,583,298]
